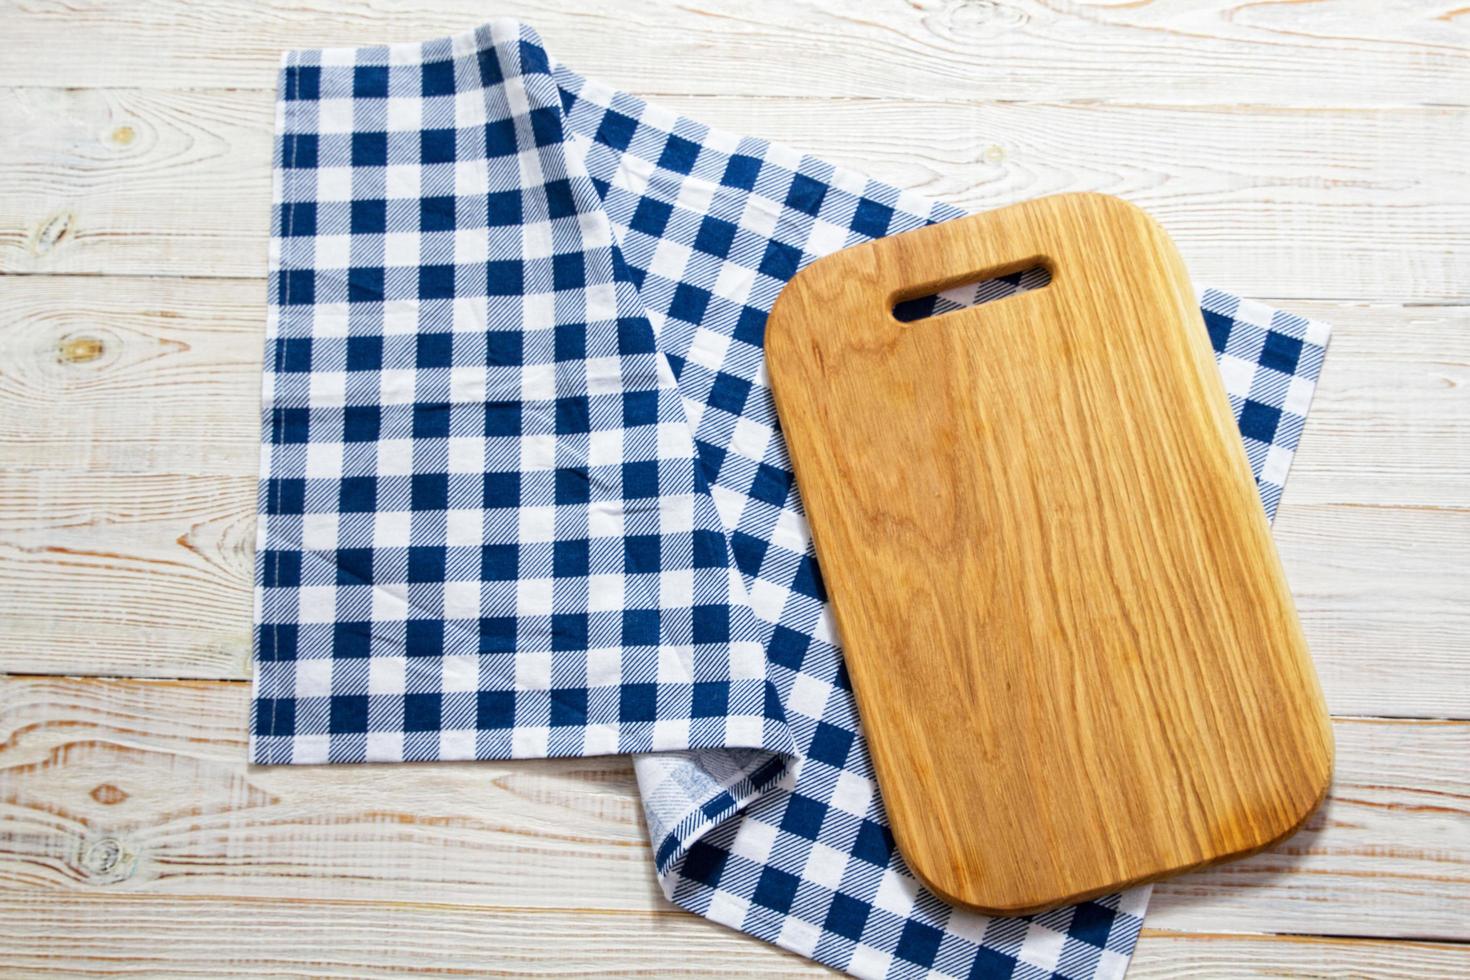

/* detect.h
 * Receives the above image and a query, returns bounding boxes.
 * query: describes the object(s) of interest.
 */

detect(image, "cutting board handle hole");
[891,260,1051,323]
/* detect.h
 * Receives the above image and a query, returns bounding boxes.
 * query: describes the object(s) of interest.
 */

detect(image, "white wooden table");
[1,1,1466,975]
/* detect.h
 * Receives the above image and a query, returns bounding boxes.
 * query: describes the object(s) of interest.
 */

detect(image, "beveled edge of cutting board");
[764,191,1334,918]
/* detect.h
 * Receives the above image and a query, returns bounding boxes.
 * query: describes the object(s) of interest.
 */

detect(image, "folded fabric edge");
[251,25,799,769]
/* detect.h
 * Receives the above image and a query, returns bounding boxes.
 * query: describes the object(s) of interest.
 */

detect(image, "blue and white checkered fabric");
[253,20,1330,980]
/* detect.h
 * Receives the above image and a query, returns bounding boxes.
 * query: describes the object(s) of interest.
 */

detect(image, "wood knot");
[983,144,1006,164]
[58,334,105,364]
[29,210,76,257]
[111,125,136,146]
[943,1,1028,37]
[77,836,137,883]
[90,783,129,805]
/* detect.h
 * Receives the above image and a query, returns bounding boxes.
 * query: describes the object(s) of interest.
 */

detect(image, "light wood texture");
[2,913,1468,980]
[1130,935,1470,978]
[767,193,1333,915]
[1,0,1466,974]
[2,0,1465,107]
[0,678,1464,940]
[5,901,1466,980]
[3,85,1465,301]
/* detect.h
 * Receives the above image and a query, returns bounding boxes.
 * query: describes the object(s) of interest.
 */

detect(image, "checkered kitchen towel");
[252,20,1330,979]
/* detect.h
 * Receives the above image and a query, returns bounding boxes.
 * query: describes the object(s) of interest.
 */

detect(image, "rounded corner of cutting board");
[1255,721,1336,849]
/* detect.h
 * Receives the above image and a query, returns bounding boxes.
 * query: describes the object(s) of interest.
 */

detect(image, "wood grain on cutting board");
[766,193,1333,915]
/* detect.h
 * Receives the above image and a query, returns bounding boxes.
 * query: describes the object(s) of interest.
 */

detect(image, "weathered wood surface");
[3,0,1466,107]
[3,904,1468,980]
[5,900,1466,980]
[1130,935,1470,978]
[1,0,1466,975]
[0,678,1466,941]
[2,85,1465,300]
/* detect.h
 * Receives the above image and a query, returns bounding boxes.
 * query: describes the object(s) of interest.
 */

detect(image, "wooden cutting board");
[765,192,1332,916]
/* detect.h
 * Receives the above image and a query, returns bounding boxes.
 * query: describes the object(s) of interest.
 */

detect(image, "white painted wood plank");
[1,86,1465,300]
[0,471,258,678]
[0,677,1466,942]
[0,677,664,910]
[1268,301,1470,510]
[0,895,833,978]
[1,0,1465,107]
[1130,933,1470,977]
[1272,502,1469,720]
[2,894,1467,978]
[0,275,264,476]
[1149,716,1470,941]
[4,278,1464,716]
[0,87,275,281]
